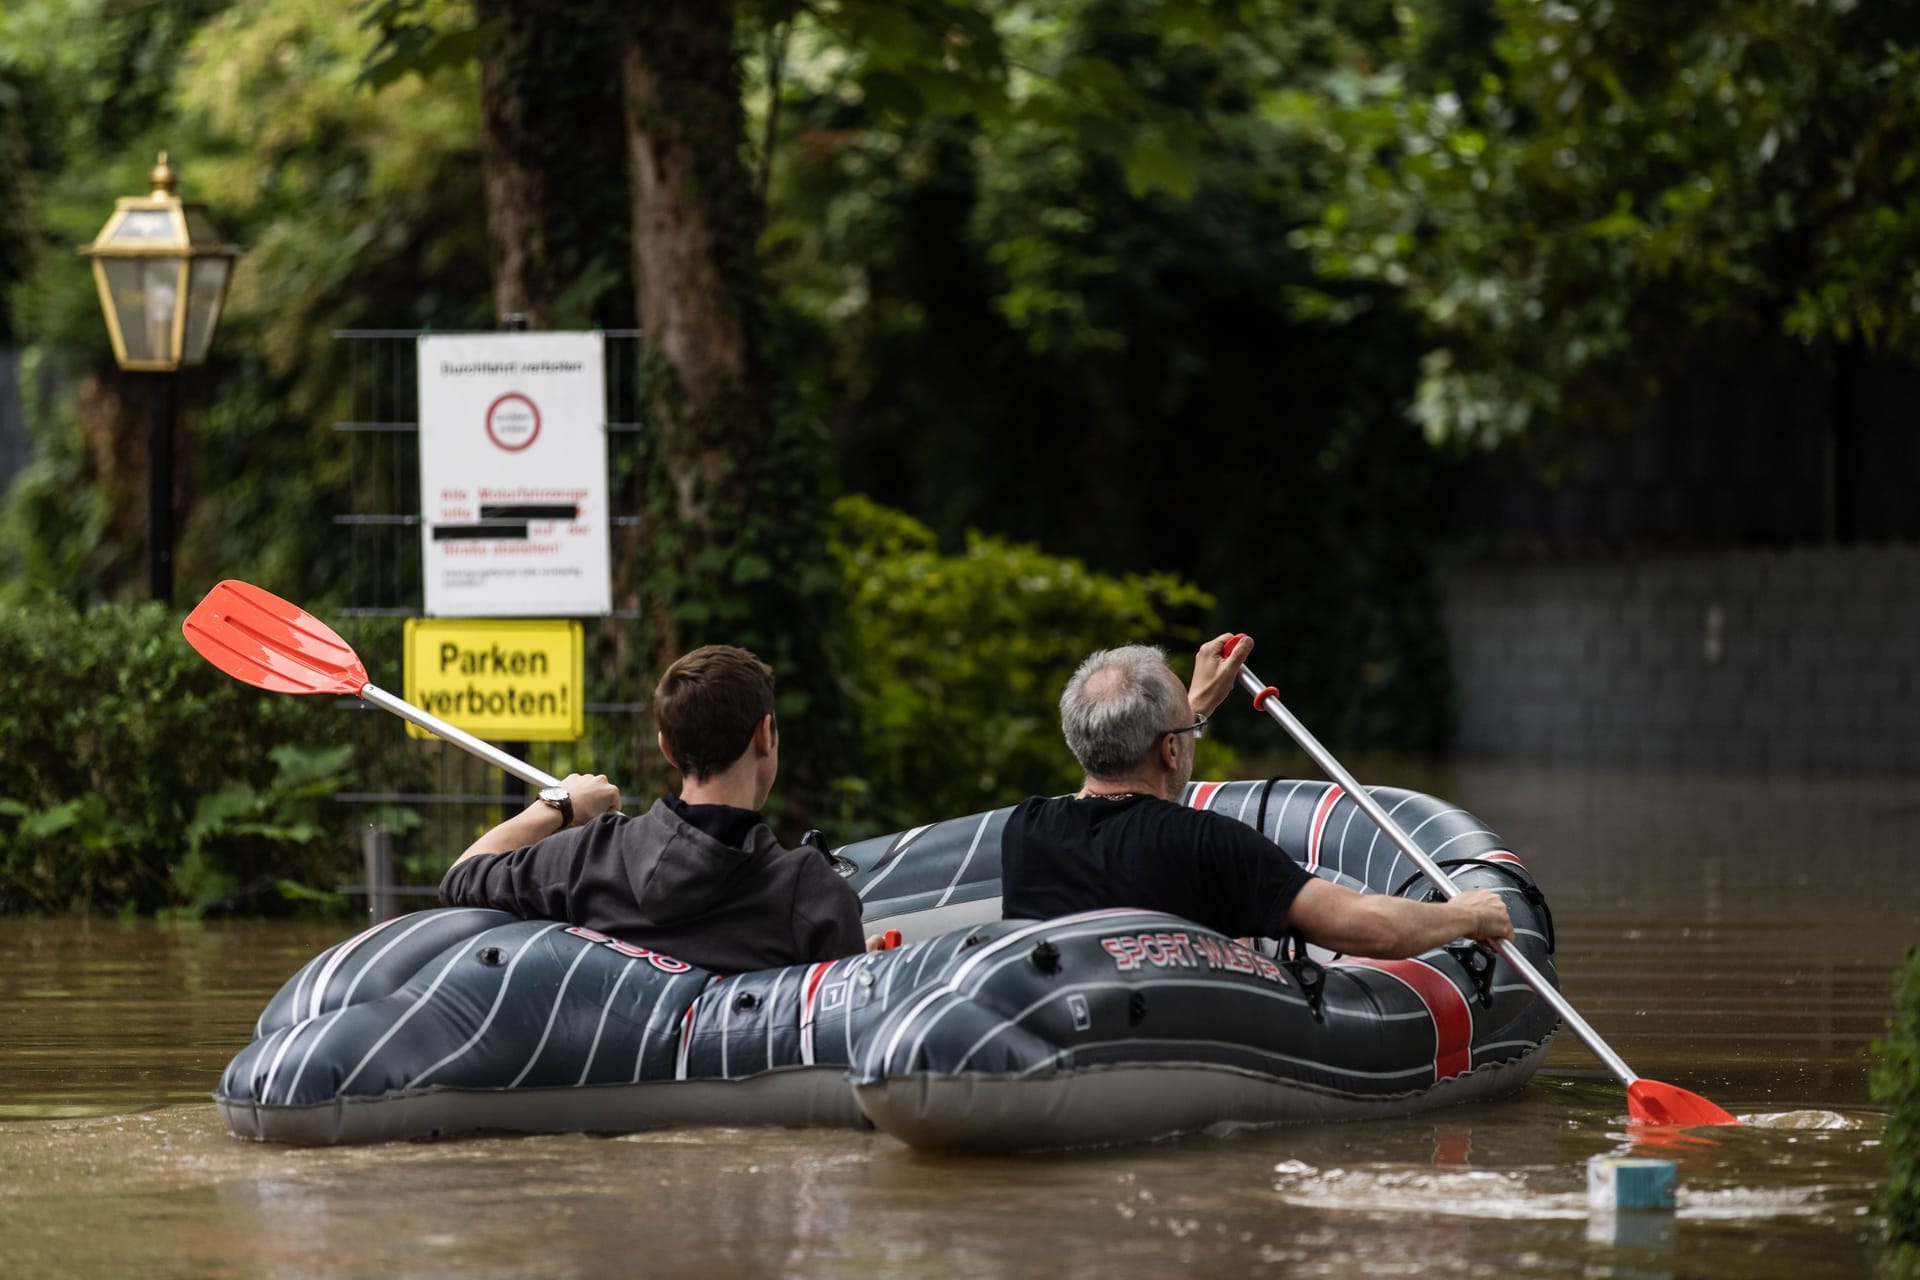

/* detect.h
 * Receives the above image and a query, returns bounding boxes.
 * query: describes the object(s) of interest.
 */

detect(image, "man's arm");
[450,772,622,867]
[1284,878,1513,959]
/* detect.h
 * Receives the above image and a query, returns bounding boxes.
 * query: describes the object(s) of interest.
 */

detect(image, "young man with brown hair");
[440,644,871,974]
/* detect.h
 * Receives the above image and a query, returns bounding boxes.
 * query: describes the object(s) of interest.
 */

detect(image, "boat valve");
[801,828,859,877]
[1128,992,1148,1026]
[1276,933,1326,1020]
[1445,941,1497,1008]
[475,946,506,967]
[1031,941,1061,973]
[1288,958,1326,1021]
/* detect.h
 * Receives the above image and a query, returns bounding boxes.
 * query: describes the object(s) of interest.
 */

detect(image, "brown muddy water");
[0,766,1914,1279]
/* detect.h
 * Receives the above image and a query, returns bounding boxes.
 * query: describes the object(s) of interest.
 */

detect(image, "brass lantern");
[80,152,242,371]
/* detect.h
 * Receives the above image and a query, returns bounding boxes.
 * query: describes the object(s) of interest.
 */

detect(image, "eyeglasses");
[1166,712,1207,738]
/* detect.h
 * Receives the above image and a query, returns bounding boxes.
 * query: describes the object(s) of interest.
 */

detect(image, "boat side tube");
[848,863,1559,1153]
[216,918,999,1145]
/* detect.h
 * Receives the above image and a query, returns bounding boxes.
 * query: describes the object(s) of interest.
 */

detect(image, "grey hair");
[1060,644,1182,779]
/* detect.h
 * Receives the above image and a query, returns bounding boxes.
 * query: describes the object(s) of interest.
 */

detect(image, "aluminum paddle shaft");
[355,684,560,791]
[1230,662,1640,1086]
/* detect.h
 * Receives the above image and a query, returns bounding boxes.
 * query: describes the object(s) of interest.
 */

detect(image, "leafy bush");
[830,496,1236,837]
[1876,946,1920,1253]
[0,594,361,914]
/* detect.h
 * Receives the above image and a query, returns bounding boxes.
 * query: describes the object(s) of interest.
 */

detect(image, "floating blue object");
[1587,1156,1679,1213]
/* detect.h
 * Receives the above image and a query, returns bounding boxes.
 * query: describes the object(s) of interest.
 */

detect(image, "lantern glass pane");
[183,257,231,364]
[101,256,184,365]
[183,208,222,245]
[107,209,179,246]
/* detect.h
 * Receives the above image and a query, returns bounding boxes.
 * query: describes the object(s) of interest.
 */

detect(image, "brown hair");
[653,645,776,781]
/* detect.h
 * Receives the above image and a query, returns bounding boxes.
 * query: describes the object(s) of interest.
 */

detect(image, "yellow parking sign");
[403,618,585,741]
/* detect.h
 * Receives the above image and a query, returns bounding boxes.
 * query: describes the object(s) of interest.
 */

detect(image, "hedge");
[830,496,1234,837]
[0,498,1231,914]
[1877,945,1920,1253]
[0,593,360,915]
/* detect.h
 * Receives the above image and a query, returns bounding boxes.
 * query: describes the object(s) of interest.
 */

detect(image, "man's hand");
[1451,889,1513,944]
[557,772,622,826]
[1188,631,1253,717]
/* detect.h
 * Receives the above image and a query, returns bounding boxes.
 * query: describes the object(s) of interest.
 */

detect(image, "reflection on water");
[0,766,1911,1278]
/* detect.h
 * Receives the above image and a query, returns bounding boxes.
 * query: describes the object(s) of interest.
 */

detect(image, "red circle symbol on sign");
[485,393,541,451]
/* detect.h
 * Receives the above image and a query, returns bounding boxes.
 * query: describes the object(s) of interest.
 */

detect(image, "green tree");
[765,0,1454,752]
[1,0,493,606]
[1283,0,1920,453]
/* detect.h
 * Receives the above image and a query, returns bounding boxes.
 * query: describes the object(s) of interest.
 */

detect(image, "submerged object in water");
[216,779,1559,1148]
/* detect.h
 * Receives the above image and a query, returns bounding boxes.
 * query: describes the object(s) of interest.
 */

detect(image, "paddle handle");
[1230,661,1641,1088]
[356,684,562,791]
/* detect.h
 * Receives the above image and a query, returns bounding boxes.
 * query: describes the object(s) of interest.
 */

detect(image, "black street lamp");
[80,151,242,604]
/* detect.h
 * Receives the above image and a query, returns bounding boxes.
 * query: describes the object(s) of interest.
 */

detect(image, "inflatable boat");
[216,779,1559,1149]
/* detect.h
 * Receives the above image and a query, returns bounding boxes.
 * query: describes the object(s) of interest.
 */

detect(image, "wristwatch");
[537,786,573,827]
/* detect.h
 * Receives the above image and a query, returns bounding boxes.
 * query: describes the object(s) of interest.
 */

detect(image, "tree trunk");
[620,0,763,544]
[618,0,848,815]
[473,0,630,329]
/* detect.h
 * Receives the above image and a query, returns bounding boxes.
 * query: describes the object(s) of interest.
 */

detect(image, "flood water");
[0,765,1913,1279]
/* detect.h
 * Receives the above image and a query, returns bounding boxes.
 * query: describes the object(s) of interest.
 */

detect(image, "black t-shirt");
[1000,794,1313,938]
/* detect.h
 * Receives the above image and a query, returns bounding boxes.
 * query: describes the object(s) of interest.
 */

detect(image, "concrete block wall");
[1437,548,1920,777]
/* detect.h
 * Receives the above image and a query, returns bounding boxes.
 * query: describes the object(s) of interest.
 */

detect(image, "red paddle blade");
[1628,1078,1740,1127]
[182,580,369,697]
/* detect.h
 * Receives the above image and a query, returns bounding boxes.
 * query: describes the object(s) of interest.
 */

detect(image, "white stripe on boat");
[855,823,935,899]
[403,923,567,1090]
[953,977,1313,1070]
[1013,1036,1436,1083]
[307,914,405,1019]
[578,958,638,1085]
[933,812,995,909]
[508,937,597,1088]
[337,945,476,1094]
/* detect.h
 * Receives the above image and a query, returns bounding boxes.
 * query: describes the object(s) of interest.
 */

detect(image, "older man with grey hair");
[1000,634,1512,956]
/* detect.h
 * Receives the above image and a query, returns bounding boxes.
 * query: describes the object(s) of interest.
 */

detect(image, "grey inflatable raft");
[215,779,1559,1149]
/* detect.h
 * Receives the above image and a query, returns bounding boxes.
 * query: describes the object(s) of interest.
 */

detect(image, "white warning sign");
[417,332,612,617]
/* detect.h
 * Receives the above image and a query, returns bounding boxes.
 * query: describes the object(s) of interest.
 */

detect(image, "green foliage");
[1282,0,1920,453]
[764,0,1454,755]
[830,495,1232,835]
[1,0,491,608]
[1875,946,1920,1252]
[0,595,359,914]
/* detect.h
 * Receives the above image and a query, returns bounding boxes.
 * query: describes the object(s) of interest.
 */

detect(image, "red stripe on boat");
[1306,785,1344,872]
[675,1003,697,1080]
[1482,850,1527,872]
[799,961,832,1065]
[1342,957,1473,1081]
[1189,781,1224,811]
[675,976,724,1080]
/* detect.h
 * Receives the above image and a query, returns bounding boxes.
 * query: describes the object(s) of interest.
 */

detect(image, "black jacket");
[439,798,866,974]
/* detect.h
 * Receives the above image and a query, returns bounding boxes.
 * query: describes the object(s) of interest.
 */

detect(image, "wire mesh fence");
[330,329,647,905]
